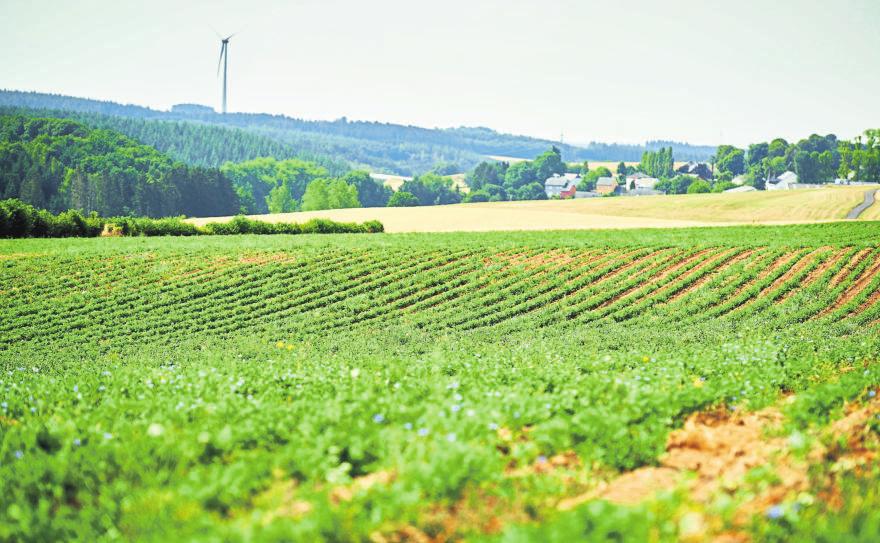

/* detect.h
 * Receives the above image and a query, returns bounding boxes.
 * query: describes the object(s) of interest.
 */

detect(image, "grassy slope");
[859,189,880,220]
[2,224,880,541]
[189,185,876,233]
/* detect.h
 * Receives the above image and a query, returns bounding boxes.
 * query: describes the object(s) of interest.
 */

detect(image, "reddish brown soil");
[819,252,880,317]
[724,251,800,303]
[595,248,722,310]
[558,406,790,511]
[665,249,757,304]
[238,252,297,265]
[645,248,742,305]
[829,248,873,288]
[777,247,848,303]
[755,248,825,299]
[587,249,685,309]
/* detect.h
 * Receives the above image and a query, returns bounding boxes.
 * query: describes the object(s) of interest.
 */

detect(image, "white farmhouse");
[766,171,799,190]
[625,172,660,190]
[766,171,825,190]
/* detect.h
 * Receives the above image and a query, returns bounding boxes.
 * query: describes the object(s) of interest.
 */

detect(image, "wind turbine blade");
[208,24,222,38]
[216,42,226,76]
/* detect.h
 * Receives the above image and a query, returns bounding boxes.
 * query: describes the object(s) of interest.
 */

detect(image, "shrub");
[1,199,36,237]
[712,181,737,193]
[362,220,384,233]
[387,191,420,207]
[0,199,383,238]
[464,190,490,203]
[687,179,711,194]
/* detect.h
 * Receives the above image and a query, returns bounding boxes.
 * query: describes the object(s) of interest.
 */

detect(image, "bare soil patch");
[238,253,297,265]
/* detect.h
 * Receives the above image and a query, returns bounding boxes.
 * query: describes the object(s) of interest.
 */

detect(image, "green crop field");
[2,223,880,542]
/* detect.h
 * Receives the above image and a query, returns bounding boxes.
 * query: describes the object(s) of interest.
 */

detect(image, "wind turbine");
[216,33,235,114]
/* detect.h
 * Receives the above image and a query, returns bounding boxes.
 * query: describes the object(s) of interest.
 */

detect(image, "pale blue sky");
[2,0,878,147]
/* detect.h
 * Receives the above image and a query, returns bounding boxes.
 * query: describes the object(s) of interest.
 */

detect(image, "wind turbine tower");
[217,34,234,114]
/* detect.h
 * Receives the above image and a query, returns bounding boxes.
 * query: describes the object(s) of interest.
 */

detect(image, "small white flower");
[147,423,164,437]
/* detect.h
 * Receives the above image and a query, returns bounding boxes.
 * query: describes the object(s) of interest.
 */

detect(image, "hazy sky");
[2,0,878,147]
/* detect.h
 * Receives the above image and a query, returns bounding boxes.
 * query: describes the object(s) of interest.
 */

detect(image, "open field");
[488,157,687,172]
[860,189,880,220]
[2,223,880,541]
[190,185,877,233]
[372,173,470,193]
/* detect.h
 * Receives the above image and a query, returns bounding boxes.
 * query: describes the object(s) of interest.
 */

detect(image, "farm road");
[847,189,879,219]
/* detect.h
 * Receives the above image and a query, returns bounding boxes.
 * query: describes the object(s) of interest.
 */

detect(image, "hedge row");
[0,199,383,238]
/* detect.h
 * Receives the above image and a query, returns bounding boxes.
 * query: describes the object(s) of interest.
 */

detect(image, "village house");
[676,161,712,180]
[626,172,660,190]
[766,171,824,190]
[765,171,799,190]
[595,177,620,195]
[543,173,580,198]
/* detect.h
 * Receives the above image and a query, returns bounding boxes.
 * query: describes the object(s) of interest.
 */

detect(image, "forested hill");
[0,106,350,175]
[0,114,240,218]
[0,90,716,175]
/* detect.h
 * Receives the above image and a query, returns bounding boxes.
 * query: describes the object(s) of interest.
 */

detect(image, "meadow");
[2,222,880,541]
[189,185,877,233]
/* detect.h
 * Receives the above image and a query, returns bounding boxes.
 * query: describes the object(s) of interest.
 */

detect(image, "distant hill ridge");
[0,89,716,175]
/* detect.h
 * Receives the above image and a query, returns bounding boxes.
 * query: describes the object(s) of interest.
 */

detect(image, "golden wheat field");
[189,185,878,233]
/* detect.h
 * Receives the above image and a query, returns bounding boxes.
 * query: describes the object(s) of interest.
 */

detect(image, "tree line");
[0,90,718,176]
[0,197,382,238]
[462,147,568,202]
[0,106,350,174]
[0,113,465,217]
[0,114,240,217]
[461,128,879,199]
[4,109,876,218]
[838,130,880,182]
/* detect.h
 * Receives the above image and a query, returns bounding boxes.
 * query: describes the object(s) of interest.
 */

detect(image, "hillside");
[189,185,878,232]
[0,106,350,174]
[0,90,717,175]
[0,114,239,217]
[2,224,880,540]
